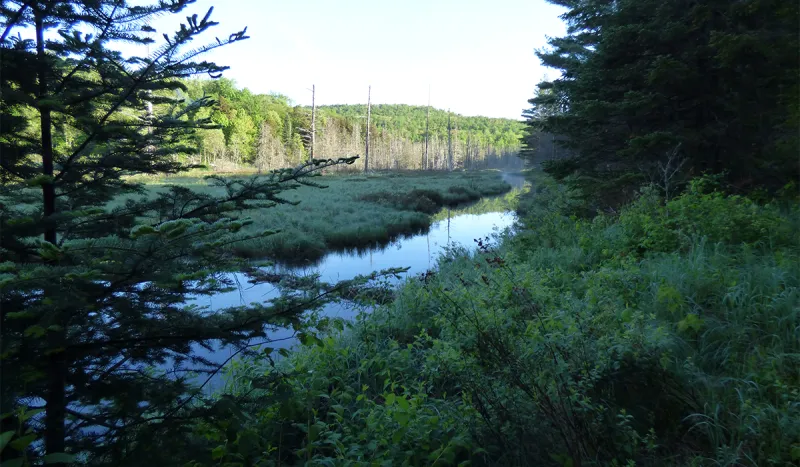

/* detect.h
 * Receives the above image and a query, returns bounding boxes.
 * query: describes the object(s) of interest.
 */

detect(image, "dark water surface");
[70,179,526,434]
[187,179,527,387]
[200,211,514,311]
[192,210,516,367]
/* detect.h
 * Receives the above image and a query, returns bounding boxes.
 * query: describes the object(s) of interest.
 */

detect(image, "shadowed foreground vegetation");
[3,0,796,464]
[127,170,511,264]
[191,171,799,466]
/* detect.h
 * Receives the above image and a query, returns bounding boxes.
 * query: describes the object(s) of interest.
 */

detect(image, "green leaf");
[392,430,404,444]
[23,325,47,338]
[308,424,321,442]
[0,458,24,467]
[392,411,410,427]
[9,433,36,451]
[211,445,225,460]
[236,431,259,456]
[0,431,14,453]
[384,393,396,406]
[25,174,54,187]
[43,453,78,464]
[677,313,704,332]
[621,309,633,323]
[20,409,44,422]
[297,332,310,346]
[396,396,409,411]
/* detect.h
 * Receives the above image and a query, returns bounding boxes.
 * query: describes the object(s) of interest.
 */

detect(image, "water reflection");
[188,209,515,381]
[198,210,515,312]
[178,185,524,392]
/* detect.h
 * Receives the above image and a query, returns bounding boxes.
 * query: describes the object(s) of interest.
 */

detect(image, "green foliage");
[0,408,77,466]
[183,82,525,171]
[199,172,799,466]
[523,0,800,207]
[320,104,525,148]
[619,179,794,255]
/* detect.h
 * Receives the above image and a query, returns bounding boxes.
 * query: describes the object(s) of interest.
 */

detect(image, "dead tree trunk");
[365,85,371,173]
[310,84,315,161]
[447,110,453,171]
[424,86,430,170]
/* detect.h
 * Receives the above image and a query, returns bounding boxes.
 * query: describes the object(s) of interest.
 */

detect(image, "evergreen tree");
[525,0,800,207]
[0,1,362,464]
[520,84,570,166]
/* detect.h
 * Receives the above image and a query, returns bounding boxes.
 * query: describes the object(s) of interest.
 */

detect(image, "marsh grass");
[127,171,512,264]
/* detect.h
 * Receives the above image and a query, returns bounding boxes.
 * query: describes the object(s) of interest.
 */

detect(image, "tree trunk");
[424,87,430,170]
[447,110,452,171]
[37,12,67,461]
[365,85,371,173]
[466,132,471,170]
[310,84,315,161]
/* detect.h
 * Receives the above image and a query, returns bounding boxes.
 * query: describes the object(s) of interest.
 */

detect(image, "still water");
[201,211,514,311]
[188,209,516,380]
[186,177,528,387]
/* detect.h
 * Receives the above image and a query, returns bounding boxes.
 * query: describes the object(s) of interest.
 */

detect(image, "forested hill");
[318,104,525,147]
[182,79,524,172]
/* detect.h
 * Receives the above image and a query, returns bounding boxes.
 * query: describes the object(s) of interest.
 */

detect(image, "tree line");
[183,79,525,172]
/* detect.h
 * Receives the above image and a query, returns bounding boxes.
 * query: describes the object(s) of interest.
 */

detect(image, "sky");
[138,0,567,119]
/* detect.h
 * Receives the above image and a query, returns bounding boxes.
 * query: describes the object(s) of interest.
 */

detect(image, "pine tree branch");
[62,274,367,356]
[55,14,218,181]
[63,337,295,442]
[53,4,119,95]
[0,0,33,43]
[139,335,296,425]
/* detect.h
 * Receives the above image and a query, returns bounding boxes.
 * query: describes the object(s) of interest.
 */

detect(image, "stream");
[62,174,529,437]
[189,174,527,387]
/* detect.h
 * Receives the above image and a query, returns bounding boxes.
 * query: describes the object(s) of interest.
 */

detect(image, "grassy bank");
[129,171,511,264]
[194,171,799,466]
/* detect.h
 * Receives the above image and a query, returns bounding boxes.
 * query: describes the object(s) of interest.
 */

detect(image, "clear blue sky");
[146,0,567,119]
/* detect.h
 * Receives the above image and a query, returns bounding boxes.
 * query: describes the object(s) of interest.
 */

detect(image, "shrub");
[197,174,799,466]
[620,179,795,255]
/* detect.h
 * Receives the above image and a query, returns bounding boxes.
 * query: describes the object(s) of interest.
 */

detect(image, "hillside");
[183,80,524,172]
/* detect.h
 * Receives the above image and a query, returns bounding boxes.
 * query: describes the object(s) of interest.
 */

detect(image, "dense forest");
[521,0,799,207]
[182,79,525,172]
[1,0,798,466]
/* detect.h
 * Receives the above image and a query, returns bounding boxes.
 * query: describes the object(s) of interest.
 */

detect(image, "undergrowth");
[185,171,799,466]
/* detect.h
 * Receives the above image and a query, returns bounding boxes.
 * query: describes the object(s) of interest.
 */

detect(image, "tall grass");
[120,171,512,264]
